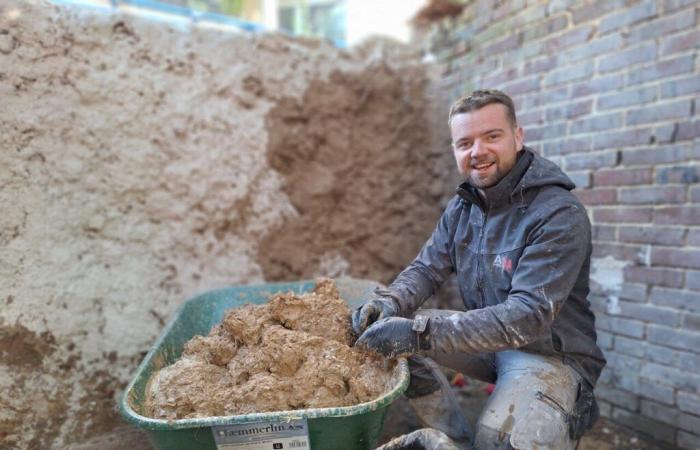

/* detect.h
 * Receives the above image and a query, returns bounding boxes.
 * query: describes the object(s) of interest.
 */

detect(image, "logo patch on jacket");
[493,254,513,273]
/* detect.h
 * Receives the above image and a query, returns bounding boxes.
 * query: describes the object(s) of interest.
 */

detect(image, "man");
[354,90,606,450]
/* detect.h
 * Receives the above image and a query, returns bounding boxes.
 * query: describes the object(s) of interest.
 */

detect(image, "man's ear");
[515,126,524,151]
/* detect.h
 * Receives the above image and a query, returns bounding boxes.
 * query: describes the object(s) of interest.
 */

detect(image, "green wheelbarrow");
[119,278,409,450]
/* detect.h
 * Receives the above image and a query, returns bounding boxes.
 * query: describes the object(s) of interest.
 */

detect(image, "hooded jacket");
[379,147,606,389]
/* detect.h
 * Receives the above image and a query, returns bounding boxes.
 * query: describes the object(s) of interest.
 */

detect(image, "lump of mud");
[144,278,395,419]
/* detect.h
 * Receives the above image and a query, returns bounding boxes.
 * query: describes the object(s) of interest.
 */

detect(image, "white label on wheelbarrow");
[212,418,310,450]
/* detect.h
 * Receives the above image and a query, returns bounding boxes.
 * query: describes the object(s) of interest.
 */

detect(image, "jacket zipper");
[476,209,488,308]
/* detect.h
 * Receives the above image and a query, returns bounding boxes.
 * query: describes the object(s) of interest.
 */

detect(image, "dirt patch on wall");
[259,63,448,284]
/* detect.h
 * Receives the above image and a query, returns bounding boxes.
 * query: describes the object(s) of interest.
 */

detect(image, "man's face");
[450,103,524,189]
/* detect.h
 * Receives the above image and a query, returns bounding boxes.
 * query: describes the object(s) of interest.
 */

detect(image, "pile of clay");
[143,278,395,420]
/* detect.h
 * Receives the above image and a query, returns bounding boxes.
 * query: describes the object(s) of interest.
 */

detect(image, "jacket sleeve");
[375,196,462,317]
[426,201,591,354]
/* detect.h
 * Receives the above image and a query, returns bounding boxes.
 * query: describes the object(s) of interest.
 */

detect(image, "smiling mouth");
[472,162,494,171]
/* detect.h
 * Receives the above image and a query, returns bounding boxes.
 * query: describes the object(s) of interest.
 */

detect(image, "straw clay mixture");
[144,278,395,419]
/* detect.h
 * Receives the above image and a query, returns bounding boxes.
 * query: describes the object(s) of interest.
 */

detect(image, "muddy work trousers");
[407,313,582,450]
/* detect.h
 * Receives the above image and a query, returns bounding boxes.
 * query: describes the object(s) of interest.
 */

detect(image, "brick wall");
[425,0,700,447]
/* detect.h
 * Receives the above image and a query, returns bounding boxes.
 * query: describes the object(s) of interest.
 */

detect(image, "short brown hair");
[448,89,517,127]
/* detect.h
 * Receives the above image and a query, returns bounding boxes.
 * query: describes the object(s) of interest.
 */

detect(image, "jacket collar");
[456,147,534,211]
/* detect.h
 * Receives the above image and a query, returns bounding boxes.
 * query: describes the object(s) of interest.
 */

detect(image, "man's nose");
[471,139,487,158]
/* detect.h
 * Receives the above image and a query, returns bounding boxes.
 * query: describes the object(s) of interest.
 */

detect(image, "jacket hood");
[517,147,576,193]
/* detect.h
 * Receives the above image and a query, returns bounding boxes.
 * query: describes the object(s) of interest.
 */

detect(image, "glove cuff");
[412,315,432,351]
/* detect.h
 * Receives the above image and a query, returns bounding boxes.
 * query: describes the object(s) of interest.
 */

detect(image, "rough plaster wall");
[0,2,450,447]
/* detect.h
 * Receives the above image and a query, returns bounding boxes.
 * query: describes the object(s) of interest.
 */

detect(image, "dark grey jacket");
[381,147,606,388]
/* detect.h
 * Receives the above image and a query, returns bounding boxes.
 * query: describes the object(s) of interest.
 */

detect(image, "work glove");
[351,295,400,335]
[355,316,430,358]
[376,428,471,450]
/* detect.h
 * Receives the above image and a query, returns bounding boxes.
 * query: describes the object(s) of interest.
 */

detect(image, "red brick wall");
[426,0,699,447]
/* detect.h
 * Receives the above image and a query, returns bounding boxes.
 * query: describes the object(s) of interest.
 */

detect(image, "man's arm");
[427,202,590,354]
[376,196,463,317]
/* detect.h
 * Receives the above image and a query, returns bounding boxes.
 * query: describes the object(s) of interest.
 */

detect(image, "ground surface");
[70,379,669,449]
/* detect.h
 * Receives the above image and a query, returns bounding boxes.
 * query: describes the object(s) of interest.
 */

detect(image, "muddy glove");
[351,296,400,335]
[356,316,431,358]
[376,428,471,450]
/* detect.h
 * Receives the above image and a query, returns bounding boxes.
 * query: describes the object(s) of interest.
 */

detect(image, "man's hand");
[351,296,399,335]
[355,317,430,358]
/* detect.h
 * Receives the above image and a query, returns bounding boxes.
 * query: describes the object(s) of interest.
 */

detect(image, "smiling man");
[354,90,606,450]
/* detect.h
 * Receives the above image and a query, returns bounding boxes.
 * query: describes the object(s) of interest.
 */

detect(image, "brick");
[661,29,700,55]
[541,136,591,155]
[521,55,557,76]
[652,247,700,269]
[571,74,626,98]
[595,384,639,410]
[656,165,700,184]
[543,61,594,86]
[619,226,686,246]
[648,324,700,353]
[522,15,568,42]
[663,0,698,12]
[641,361,700,392]
[592,224,616,241]
[691,187,700,203]
[677,349,700,372]
[545,99,592,121]
[621,144,690,165]
[567,170,591,189]
[644,342,677,365]
[572,0,624,23]
[544,25,595,52]
[598,399,612,418]
[638,377,676,405]
[592,128,653,150]
[593,168,652,187]
[624,266,684,288]
[613,335,645,357]
[678,430,700,450]
[618,300,681,327]
[576,188,617,205]
[660,75,700,98]
[565,150,618,170]
[597,86,657,111]
[620,282,647,301]
[651,287,700,312]
[654,123,677,143]
[683,312,700,331]
[517,109,543,127]
[524,123,567,142]
[606,351,644,373]
[619,186,686,204]
[594,242,648,265]
[676,119,700,140]
[641,399,680,425]
[597,315,645,338]
[598,1,658,34]
[687,270,700,291]
[678,391,700,416]
[628,55,696,86]
[501,76,541,96]
[481,67,519,87]
[655,206,700,225]
[680,413,700,434]
[556,32,625,65]
[627,8,696,42]
[627,99,693,126]
[594,207,652,223]
[612,407,676,444]
[597,330,613,349]
[689,229,700,246]
[570,113,622,134]
[524,86,568,108]
[482,33,522,55]
[599,43,657,73]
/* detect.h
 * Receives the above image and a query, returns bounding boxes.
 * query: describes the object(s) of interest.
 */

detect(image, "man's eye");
[488,134,499,141]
